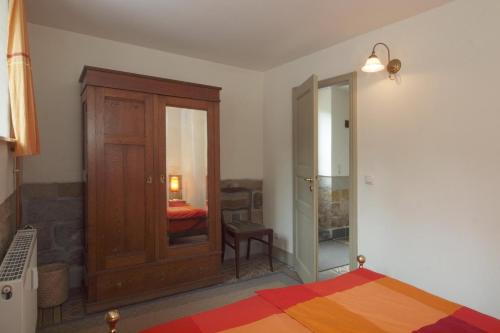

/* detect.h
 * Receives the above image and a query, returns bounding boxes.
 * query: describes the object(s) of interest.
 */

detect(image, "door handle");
[160,175,166,184]
[146,176,153,184]
[304,177,313,182]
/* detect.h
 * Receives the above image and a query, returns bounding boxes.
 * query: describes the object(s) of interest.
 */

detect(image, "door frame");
[318,72,358,271]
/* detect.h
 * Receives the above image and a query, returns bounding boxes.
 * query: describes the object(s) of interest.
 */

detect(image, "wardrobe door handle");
[160,175,166,184]
[146,176,153,184]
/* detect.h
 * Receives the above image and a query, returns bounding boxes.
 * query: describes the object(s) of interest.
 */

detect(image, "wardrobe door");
[157,96,220,259]
[95,88,155,270]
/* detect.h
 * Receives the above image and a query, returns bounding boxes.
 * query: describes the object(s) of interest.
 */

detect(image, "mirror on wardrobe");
[165,106,209,246]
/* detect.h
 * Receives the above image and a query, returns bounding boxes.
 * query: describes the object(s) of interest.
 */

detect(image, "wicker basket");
[38,263,69,308]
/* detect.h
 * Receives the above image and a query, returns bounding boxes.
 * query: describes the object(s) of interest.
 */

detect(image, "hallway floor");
[318,239,349,271]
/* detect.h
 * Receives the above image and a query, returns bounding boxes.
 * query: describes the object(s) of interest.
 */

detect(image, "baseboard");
[272,246,294,266]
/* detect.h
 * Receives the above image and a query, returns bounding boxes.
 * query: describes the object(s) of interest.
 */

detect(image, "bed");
[167,203,208,238]
[104,257,500,333]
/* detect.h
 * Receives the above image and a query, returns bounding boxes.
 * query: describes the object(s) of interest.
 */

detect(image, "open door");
[292,75,318,283]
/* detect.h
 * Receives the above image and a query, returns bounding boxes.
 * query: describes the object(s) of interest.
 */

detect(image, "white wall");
[0,0,14,203]
[318,87,332,176]
[0,143,14,203]
[263,0,500,317]
[331,85,349,177]
[0,0,9,138]
[24,24,264,183]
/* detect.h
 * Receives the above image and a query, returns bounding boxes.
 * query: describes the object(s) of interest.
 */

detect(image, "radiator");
[0,229,38,333]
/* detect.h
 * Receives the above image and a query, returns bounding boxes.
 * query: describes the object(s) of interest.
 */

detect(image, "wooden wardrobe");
[80,66,222,312]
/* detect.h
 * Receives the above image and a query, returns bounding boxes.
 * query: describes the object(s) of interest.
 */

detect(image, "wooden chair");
[221,187,273,279]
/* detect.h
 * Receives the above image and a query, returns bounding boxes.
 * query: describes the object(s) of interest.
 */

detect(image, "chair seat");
[225,220,269,234]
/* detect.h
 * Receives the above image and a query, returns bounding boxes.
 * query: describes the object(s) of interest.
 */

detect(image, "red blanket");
[142,269,500,333]
[167,205,207,220]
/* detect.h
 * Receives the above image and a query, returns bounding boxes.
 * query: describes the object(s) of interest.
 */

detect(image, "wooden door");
[293,75,319,283]
[95,88,155,270]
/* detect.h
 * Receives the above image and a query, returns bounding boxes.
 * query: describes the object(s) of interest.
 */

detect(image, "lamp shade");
[361,55,385,73]
[169,176,180,192]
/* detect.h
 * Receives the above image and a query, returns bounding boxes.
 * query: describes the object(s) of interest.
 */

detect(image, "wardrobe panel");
[102,145,146,255]
[96,88,155,271]
[103,97,146,138]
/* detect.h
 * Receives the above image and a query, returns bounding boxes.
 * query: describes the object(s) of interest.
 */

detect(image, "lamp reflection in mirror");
[169,175,180,192]
[361,42,401,80]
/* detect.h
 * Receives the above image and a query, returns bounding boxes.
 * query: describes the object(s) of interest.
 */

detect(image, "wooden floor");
[37,255,291,329]
[38,306,62,327]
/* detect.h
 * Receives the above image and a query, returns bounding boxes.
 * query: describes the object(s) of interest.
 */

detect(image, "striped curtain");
[7,0,39,156]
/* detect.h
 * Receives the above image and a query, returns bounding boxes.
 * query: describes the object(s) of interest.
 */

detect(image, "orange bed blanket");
[167,204,208,234]
[142,268,500,333]
[167,205,207,220]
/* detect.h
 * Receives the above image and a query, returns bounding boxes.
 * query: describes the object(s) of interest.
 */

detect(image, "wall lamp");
[361,42,401,80]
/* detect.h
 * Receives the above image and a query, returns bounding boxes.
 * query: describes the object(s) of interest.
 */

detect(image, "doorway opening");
[292,73,356,283]
[317,78,354,280]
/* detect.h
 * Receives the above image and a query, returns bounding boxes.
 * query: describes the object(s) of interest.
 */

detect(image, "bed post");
[105,309,120,333]
[356,255,366,268]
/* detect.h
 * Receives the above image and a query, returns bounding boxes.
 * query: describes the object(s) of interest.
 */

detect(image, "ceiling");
[26,0,451,71]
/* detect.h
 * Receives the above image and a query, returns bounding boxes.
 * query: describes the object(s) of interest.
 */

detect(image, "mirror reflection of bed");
[166,106,209,246]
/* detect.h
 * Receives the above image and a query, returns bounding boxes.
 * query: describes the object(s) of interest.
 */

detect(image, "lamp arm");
[372,42,391,61]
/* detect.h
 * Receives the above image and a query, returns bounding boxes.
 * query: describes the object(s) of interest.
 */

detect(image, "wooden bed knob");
[105,309,120,333]
[356,255,366,268]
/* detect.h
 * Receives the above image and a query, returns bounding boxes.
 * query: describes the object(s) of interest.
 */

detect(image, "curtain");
[180,110,207,208]
[166,107,208,208]
[7,0,39,156]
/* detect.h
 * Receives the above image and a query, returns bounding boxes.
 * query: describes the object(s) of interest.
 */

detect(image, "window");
[0,0,9,138]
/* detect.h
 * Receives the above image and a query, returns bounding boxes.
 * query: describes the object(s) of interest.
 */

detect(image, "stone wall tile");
[253,192,263,209]
[36,226,52,251]
[54,221,83,248]
[221,179,262,190]
[0,192,16,262]
[22,183,84,288]
[57,183,83,198]
[221,198,250,210]
[22,183,58,200]
[24,198,83,225]
[38,249,68,265]
[68,248,84,266]
[319,176,349,235]
[220,180,263,224]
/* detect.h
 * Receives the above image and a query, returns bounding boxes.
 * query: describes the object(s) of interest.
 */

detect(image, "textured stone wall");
[21,180,264,287]
[0,192,16,262]
[221,179,263,224]
[318,176,349,240]
[22,183,84,288]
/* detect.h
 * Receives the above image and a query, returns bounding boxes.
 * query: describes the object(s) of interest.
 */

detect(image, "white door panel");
[292,75,318,283]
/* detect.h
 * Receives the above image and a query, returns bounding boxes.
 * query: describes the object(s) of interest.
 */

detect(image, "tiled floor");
[318,239,349,271]
[37,254,296,330]
[318,264,350,280]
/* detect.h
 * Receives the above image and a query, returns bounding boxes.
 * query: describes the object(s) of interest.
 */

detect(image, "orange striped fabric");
[143,269,500,333]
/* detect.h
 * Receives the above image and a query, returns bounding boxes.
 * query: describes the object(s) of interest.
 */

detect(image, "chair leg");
[235,235,240,279]
[268,231,273,272]
[246,238,251,260]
